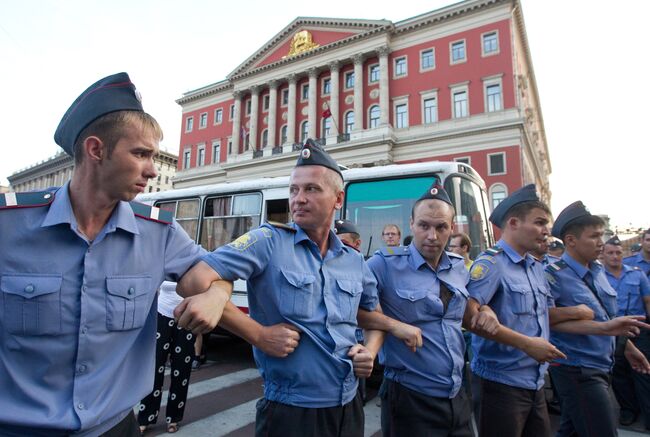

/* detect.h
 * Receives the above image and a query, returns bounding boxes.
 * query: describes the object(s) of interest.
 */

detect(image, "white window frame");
[261,129,269,148]
[183,147,191,169]
[300,120,309,142]
[450,39,467,65]
[227,137,233,155]
[281,88,289,107]
[368,63,380,84]
[454,156,471,165]
[344,71,355,90]
[368,105,381,128]
[280,125,288,145]
[197,143,206,166]
[245,99,252,116]
[420,88,439,125]
[322,77,331,96]
[393,56,408,79]
[488,152,507,176]
[185,116,194,133]
[483,75,504,113]
[489,183,508,209]
[262,94,270,112]
[199,112,208,129]
[449,82,469,119]
[322,117,332,137]
[344,110,355,134]
[419,48,435,72]
[481,30,500,57]
[212,140,221,164]
[301,84,309,102]
[214,108,223,125]
[392,96,409,129]
[229,104,234,120]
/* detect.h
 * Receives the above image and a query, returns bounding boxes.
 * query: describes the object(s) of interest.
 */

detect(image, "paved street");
[139,335,649,437]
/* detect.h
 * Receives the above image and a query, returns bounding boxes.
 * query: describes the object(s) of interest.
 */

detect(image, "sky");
[1,0,648,230]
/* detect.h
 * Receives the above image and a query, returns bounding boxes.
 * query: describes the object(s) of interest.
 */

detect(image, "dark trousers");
[613,333,650,428]
[477,376,550,437]
[137,313,195,426]
[255,393,364,437]
[380,379,472,437]
[549,364,617,437]
[100,411,140,437]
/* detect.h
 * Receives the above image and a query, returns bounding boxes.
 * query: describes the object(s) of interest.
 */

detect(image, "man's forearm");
[358,307,397,332]
[363,329,385,358]
[176,261,223,297]
[219,301,263,345]
[551,319,606,335]
[549,306,591,326]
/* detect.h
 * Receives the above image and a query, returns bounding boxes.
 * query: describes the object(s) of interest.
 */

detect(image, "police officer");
[177,140,385,437]
[547,201,650,437]
[335,219,362,252]
[603,236,650,429]
[0,73,228,436]
[530,235,559,267]
[624,229,650,277]
[467,184,575,437]
[360,181,499,437]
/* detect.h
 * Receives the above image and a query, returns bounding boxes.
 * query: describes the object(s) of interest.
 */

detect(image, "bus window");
[156,199,200,242]
[266,199,290,223]
[200,193,262,251]
[445,176,490,259]
[345,176,438,255]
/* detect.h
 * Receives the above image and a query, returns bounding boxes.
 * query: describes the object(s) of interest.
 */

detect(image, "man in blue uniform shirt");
[359,181,501,437]
[603,236,650,428]
[178,140,404,437]
[546,202,650,437]
[624,229,650,277]
[0,73,229,436]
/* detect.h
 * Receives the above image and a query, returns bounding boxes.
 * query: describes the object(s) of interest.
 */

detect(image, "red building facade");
[174,0,551,209]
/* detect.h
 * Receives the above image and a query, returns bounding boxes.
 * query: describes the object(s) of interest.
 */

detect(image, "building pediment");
[227,17,392,80]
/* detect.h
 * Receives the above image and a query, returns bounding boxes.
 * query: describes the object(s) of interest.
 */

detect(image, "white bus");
[137,161,495,312]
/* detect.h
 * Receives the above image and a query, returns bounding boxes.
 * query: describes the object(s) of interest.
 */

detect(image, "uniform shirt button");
[128,287,135,295]
[24,284,35,293]
[78,364,87,373]
[81,326,88,335]
[77,403,85,410]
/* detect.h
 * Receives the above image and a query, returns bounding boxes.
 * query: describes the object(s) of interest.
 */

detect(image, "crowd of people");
[1,72,649,437]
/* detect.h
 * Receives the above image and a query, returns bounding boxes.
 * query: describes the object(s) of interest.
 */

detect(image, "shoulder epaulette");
[0,191,55,209]
[447,251,463,259]
[129,201,173,224]
[267,221,296,232]
[546,259,568,272]
[485,246,503,256]
[380,246,409,256]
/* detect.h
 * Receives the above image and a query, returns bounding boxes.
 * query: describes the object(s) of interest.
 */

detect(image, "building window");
[228,139,233,154]
[423,97,438,124]
[322,77,331,95]
[394,57,407,77]
[455,156,471,165]
[282,89,289,106]
[490,183,507,208]
[245,99,251,115]
[214,108,223,124]
[369,64,379,83]
[482,31,499,56]
[488,153,506,175]
[452,89,468,118]
[486,83,502,112]
[369,105,380,128]
[420,49,435,71]
[244,133,250,151]
[199,112,208,129]
[197,145,206,166]
[394,103,408,128]
[280,125,288,144]
[229,105,234,120]
[451,40,466,64]
[183,149,191,169]
[261,129,268,148]
[165,176,169,184]
[345,111,354,133]
[212,141,220,164]
[263,95,270,111]
[322,117,331,137]
[301,84,309,101]
[148,186,152,193]
[345,71,354,89]
[300,121,309,142]
[185,117,194,132]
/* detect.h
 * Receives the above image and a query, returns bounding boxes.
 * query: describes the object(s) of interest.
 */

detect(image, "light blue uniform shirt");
[547,253,617,372]
[0,183,204,436]
[201,222,378,408]
[624,253,650,277]
[366,245,469,399]
[605,265,650,317]
[468,240,553,391]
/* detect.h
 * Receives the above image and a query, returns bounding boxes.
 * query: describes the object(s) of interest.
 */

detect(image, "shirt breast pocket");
[1,274,62,336]
[510,285,534,315]
[334,278,363,322]
[105,276,153,331]
[279,270,316,319]
[394,288,442,322]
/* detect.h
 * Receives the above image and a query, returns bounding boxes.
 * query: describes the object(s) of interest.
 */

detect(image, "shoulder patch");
[475,254,497,264]
[380,246,409,256]
[485,246,503,256]
[0,191,55,209]
[470,262,489,280]
[228,232,259,251]
[130,202,173,224]
[546,259,567,273]
[267,221,296,232]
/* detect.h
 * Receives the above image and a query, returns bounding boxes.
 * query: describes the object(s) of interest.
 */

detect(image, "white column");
[249,85,260,150]
[231,91,242,153]
[353,54,364,132]
[329,61,340,136]
[307,68,318,139]
[378,46,390,126]
[268,80,278,148]
[287,74,297,145]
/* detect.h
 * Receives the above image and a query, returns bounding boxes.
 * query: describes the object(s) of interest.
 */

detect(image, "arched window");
[261,129,268,148]
[490,183,508,209]
[280,125,288,145]
[369,105,380,128]
[345,111,355,134]
[322,117,332,137]
[300,121,309,143]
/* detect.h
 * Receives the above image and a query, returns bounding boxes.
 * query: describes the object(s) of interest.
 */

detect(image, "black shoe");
[191,359,201,370]
[619,410,637,426]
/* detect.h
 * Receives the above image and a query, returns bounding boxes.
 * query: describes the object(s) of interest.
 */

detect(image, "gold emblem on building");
[284,30,319,58]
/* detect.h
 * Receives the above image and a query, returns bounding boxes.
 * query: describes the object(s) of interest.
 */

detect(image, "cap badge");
[301,148,311,159]
[430,188,438,196]
[134,88,142,102]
